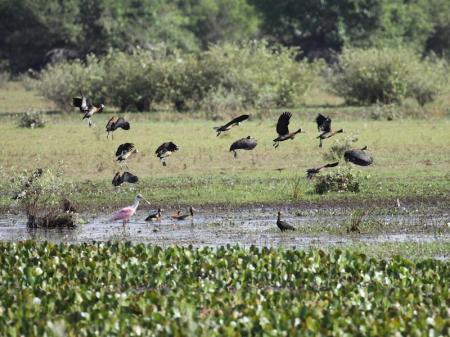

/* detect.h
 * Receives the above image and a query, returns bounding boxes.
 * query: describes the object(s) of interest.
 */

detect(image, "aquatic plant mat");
[0,241,448,336]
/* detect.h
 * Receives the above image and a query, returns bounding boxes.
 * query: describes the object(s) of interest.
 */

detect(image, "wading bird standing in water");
[276,211,295,231]
[273,112,304,148]
[145,208,163,221]
[214,114,250,136]
[155,142,179,166]
[229,136,257,158]
[106,117,130,139]
[306,162,339,179]
[315,113,343,147]
[116,143,138,169]
[112,193,150,227]
[171,207,196,220]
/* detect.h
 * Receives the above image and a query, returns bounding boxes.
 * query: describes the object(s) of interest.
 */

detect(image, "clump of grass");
[314,168,361,194]
[323,135,358,161]
[12,167,77,228]
[290,175,302,200]
[346,208,383,233]
[18,110,46,128]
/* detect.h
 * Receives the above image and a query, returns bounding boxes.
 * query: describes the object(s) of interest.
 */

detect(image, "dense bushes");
[37,42,322,112]
[330,47,448,105]
[331,48,447,105]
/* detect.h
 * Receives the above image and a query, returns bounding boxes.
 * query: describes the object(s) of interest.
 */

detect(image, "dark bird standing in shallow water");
[214,114,250,136]
[116,143,138,169]
[12,168,44,200]
[171,207,195,220]
[155,142,179,166]
[315,113,343,147]
[112,171,139,186]
[273,112,304,148]
[145,208,163,221]
[344,146,373,166]
[229,136,257,158]
[277,211,295,231]
[106,117,130,139]
[306,162,339,179]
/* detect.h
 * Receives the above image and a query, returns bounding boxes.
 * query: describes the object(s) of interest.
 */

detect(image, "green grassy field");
[1,112,449,211]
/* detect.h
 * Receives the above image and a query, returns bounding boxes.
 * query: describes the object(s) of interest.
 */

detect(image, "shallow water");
[0,208,448,250]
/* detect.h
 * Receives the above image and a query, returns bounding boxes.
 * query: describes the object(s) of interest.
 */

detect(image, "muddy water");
[0,208,449,249]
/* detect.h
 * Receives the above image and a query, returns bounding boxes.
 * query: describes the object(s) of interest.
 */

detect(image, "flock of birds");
[71,93,374,231]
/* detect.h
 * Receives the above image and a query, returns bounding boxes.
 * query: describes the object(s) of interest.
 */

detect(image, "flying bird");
[112,171,139,186]
[276,211,295,231]
[315,114,343,147]
[344,146,373,166]
[214,114,250,136]
[155,142,179,166]
[82,103,104,127]
[306,162,339,179]
[116,143,138,169]
[229,136,257,158]
[112,193,150,227]
[171,207,195,220]
[145,208,163,221]
[315,113,332,132]
[106,117,130,139]
[72,93,89,114]
[273,112,304,148]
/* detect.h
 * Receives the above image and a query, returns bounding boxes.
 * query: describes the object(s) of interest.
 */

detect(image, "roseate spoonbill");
[155,142,179,166]
[306,162,339,179]
[112,193,149,227]
[116,143,138,169]
[273,112,304,148]
[214,114,250,136]
[171,207,195,220]
[112,171,138,186]
[106,117,130,139]
[344,146,373,166]
[145,208,163,221]
[229,136,257,158]
[277,211,295,231]
[315,113,343,147]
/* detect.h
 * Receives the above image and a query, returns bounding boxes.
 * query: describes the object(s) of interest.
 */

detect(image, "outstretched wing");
[116,143,134,156]
[221,114,250,129]
[230,137,257,151]
[73,97,83,108]
[115,117,130,130]
[315,113,331,132]
[276,112,291,136]
[155,142,178,155]
[322,161,339,169]
[122,171,139,184]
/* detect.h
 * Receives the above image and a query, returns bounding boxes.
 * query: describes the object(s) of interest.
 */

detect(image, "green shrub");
[0,71,10,87]
[18,110,46,128]
[330,47,448,105]
[38,55,106,112]
[314,168,361,194]
[323,135,358,161]
[103,48,172,112]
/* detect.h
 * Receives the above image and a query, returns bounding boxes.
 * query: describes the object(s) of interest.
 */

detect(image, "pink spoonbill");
[112,193,150,227]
